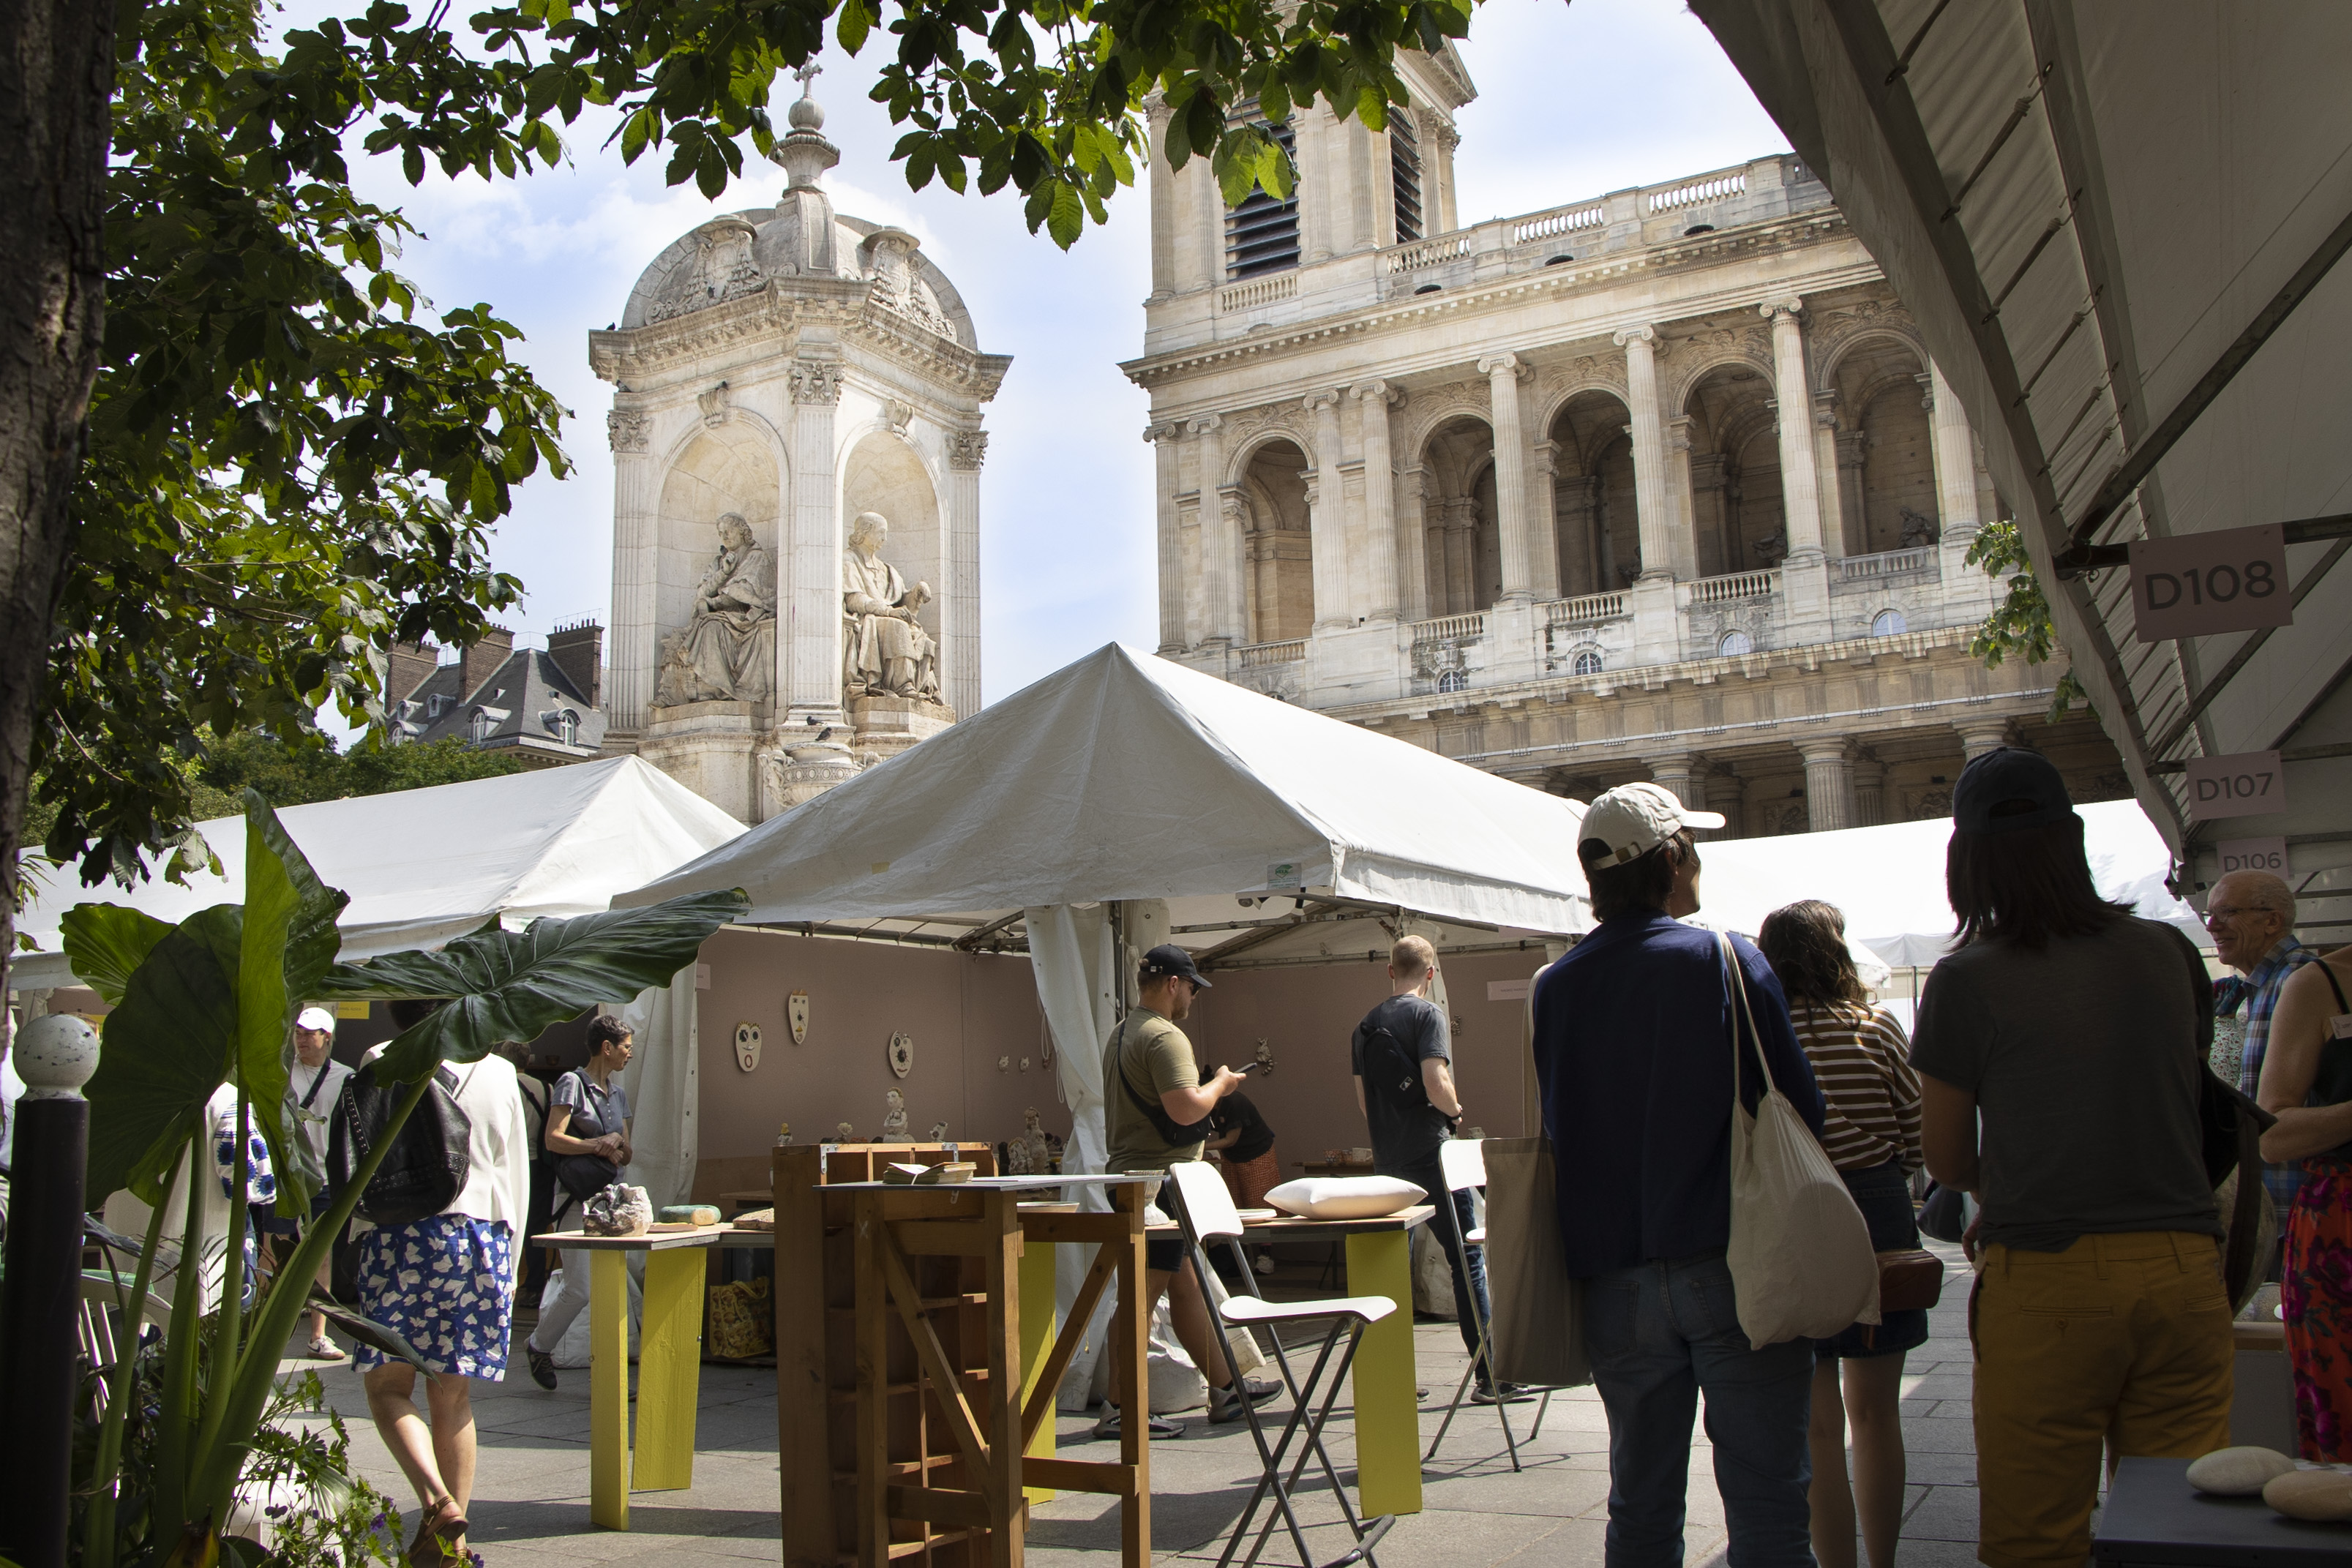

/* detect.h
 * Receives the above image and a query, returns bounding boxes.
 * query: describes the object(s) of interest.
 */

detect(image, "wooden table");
[1156,1204,1434,1518]
[528,1223,776,1530]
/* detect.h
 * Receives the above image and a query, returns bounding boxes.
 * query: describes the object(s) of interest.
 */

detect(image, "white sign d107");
[2184,751,2285,822]
[2130,523,2292,642]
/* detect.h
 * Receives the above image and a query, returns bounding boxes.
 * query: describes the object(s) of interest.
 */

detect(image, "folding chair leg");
[1423,1361,1477,1461]
[1220,1321,1349,1568]
[1243,1326,1388,1568]
[1528,1389,1551,1444]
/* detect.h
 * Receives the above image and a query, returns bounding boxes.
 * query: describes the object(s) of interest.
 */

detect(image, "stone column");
[786,356,846,723]
[1298,109,1334,266]
[945,429,985,719]
[1688,451,1730,577]
[604,407,658,738]
[1553,471,1596,597]
[1800,739,1855,833]
[1442,500,1475,614]
[1613,326,1673,580]
[1146,102,1176,301]
[1221,492,1251,642]
[1666,415,1701,580]
[1530,439,1562,602]
[1928,360,1982,541]
[1810,391,1846,559]
[1172,155,1208,295]
[1432,122,1461,234]
[1248,525,1278,642]
[1148,421,1185,651]
[1190,415,1235,646]
[1480,353,1536,604]
[1399,467,1431,621]
[1760,299,1825,560]
[1647,754,1699,811]
[1705,765,1746,840]
[1837,427,1870,554]
[1353,380,1401,622]
[1957,719,2012,762]
[1308,390,1349,628]
[1852,752,1887,828]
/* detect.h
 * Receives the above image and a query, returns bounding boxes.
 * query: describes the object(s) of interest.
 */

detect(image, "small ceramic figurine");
[835,1120,855,1143]
[1001,1138,1030,1175]
[1254,1038,1277,1076]
[997,1054,1011,1072]
[928,1120,951,1141]
[881,1088,911,1143]
[1022,1107,1052,1176]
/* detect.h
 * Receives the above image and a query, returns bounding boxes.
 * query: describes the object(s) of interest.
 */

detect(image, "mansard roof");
[391,648,606,762]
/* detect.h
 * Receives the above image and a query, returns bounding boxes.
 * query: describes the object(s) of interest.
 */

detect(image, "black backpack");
[1361,1024,1428,1109]
[329,1061,473,1226]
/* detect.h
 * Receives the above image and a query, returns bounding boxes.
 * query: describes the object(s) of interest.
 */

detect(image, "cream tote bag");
[1718,932,1880,1347]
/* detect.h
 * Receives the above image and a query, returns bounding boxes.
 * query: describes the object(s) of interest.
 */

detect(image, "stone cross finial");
[795,61,823,97]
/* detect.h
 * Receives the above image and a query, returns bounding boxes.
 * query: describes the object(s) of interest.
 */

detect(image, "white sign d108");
[2214,836,2288,876]
[2130,523,2292,642]
[2184,751,2285,823]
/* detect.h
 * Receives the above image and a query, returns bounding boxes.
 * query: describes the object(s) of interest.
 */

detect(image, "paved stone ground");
[298,1239,1983,1567]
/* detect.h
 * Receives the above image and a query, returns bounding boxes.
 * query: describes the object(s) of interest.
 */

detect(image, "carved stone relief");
[607,410,651,453]
[788,358,844,405]
[947,429,989,470]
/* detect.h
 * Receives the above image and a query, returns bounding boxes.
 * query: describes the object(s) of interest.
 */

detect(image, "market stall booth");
[1691,0,2352,937]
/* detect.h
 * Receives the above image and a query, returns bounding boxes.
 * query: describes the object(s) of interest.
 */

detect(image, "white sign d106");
[2184,751,2285,823]
[2130,523,2292,642]
[2214,836,2288,876]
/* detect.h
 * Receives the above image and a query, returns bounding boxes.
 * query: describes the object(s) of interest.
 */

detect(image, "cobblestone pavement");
[299,1239,1982,1567]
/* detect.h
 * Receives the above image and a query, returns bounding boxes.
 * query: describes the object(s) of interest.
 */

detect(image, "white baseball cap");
[1578,782,1725,868]
[295,1005,338,1033]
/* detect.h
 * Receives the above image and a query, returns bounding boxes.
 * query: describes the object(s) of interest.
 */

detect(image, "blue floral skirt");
[353,1215,516,1378]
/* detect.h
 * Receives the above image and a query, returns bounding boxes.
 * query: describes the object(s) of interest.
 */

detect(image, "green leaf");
[233,790,349,1212]
[318,889,749,1081]
[1046,181,1084,248]
[59,904,177,1005]
[86,907,242,1205]
[837,0,872,55]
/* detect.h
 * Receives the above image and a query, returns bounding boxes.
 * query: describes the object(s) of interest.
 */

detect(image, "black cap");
[1952,746,2077,836]
[1139,943,1212,989]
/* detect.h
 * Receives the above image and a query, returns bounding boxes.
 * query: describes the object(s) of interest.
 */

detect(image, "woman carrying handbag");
[1758,901,1931,1568]
[2255,939,2352,1460]
[520,1014,636,1391]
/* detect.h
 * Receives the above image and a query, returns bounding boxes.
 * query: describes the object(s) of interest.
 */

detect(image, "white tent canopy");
[1693,798,2209,969]
[13,754,746,988]
[623,642,1595,942]
[1693,0,2352,942]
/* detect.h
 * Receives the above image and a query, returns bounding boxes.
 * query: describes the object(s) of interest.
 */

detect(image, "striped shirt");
[1787,999,1923,1174]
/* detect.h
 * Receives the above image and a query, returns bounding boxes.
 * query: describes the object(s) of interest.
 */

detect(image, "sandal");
[405,1496,468,1567]
[307,1336,346,1362]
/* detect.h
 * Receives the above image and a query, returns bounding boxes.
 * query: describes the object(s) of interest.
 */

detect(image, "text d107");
[2130,523,2292,643]
[2185,751,2285,823]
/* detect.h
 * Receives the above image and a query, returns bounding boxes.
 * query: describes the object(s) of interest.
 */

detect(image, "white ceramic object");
[2263,1468,2352,1522]
[2186,1447,2295,1496]
[1263,1176,1425,1221]
[18,1013,100,1098]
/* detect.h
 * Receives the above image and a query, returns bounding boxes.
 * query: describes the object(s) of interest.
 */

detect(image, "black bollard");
[0,1013,100,1568]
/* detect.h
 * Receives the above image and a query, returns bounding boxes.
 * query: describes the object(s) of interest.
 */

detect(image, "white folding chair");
[1162,1163,1397,1568]
[1423,1138,1552,1471]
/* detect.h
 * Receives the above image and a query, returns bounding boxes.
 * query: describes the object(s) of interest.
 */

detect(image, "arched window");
[1571,649,1603,675]
[468,708,495,742]
[1437,669,1469,694]
[1871,609,1908,637]
[1718,630,1755,656]
[558,710,580,746]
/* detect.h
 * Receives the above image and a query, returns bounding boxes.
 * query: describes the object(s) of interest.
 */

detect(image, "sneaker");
[1209,1378,1283,1423]
[1472,1380,1536,1405]
[1093,1408,1183,1441]
[525,1342,558,1391]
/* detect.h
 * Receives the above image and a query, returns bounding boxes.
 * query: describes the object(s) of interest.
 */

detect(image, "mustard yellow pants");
[1971,1231,2233,1568]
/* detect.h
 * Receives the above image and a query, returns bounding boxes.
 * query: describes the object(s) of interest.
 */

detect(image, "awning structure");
[1693,0,2352,945]
[12,754,748,988]
[1693,798,2208,968]
[621,642,1595,962]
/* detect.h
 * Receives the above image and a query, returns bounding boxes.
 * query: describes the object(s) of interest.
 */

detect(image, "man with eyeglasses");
[2207,870,2315,1250]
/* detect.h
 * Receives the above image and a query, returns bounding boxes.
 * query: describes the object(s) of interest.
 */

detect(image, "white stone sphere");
[2186,1446,2296,1496]
[16,1012,101,1098]
[789,95,825,132]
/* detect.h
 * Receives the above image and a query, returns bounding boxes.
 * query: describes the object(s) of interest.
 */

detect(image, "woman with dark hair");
[1756,900,1922,1568]
[1910,749,2229,1568]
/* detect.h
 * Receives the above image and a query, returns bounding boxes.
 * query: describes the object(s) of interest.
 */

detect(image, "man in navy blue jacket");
[1532,782,1826,1568]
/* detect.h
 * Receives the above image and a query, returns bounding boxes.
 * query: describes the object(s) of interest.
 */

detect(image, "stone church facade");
[591,75,1007,822]
[1122,48,2124,831]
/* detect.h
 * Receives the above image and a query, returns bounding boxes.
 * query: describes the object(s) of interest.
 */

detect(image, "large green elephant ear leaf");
[59,905,177,1005]
[318,888,748,1082]
[236,790,349,1214]
[86,906,244,1204]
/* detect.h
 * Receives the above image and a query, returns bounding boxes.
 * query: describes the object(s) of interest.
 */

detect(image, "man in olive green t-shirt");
[1095,944,1276,1441]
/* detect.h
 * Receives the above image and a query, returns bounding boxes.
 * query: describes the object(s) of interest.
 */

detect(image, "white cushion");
[1263,1176,1425,1221]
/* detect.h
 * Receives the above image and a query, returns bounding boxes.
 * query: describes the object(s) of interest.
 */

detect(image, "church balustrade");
[1235,637,1308,667]
[1386,233,1472,274]
[1648,169,1747,212]
[1546,589,1630,627]
[1512,203,1607,247]
[1688,568,1780,607]
[1833,547,1936,584]
[1216,274,1298,313]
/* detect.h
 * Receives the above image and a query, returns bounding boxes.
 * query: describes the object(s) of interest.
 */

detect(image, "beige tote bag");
[1482,1136,1591,1388]
[1718,931,1881,1347]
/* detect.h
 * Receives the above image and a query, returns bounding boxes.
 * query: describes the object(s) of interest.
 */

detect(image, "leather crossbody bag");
[1874,1248,1945,1313]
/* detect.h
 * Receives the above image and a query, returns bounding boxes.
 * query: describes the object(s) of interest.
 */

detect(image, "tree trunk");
[0,0,113,1005]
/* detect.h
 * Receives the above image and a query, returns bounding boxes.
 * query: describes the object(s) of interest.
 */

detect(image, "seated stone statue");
[655,512,776,706]
[842,510,940,701]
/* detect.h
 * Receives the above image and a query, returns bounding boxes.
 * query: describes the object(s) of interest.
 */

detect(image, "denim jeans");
[1584,1249,1816,1568]
[1385,1153,1491,1371]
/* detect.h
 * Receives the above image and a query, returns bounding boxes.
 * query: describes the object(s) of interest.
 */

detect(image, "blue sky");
[319,0,1785,706]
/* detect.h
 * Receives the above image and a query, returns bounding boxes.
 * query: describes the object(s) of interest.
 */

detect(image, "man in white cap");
[287,1005,353,1359]
[1529,782,1826,1568]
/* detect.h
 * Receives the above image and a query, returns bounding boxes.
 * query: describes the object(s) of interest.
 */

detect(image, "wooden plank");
[880,1226,993,1477]
[882,1486,1000,1528]
[1016,1215,1137,1246]
[778,1144,839,1568]
[855,1194,893,1567]
[1019,1458,1139,1498]
[1115,1183,1150,1568]
[891,1220,997,1258]
[1017,1229,1059,1507]
[982,1193,1025,1568]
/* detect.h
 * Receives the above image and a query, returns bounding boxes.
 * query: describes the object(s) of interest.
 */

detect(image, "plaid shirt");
[2217,935,2321,1212]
